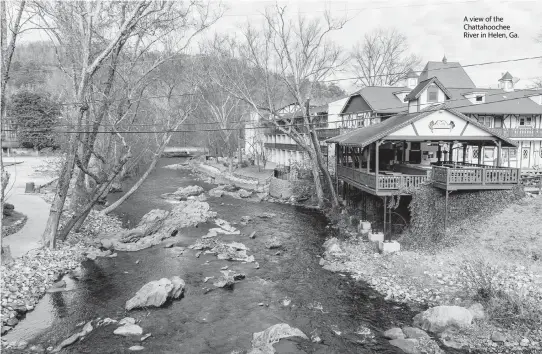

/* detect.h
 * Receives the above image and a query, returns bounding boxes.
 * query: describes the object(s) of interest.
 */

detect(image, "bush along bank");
[0,210,123,339]
[320,195,542,353]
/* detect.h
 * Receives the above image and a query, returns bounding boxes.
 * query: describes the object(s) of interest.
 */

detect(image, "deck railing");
[490,127,542,138]
[432,165,520,186]
[337,165,429,191]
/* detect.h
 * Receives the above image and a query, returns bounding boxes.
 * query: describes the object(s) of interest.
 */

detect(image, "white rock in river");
[413,306,473,333]
[113,324,143,336]
[125,276,185,310]
[250,323,308,353]
[128,345,145,351]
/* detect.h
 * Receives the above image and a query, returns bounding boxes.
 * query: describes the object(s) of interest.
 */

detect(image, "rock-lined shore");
[319,215,542,353]
[0,208,123,338]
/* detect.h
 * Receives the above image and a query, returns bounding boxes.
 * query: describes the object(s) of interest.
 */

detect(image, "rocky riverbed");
[1,158,428,353]
[319,200,542,353]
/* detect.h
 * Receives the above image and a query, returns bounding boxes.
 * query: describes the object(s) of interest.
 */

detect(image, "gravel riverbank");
[320,195,542,353]
[0,209,123,339]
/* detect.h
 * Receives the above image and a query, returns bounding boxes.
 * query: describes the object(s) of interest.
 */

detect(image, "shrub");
[459,259,542,328]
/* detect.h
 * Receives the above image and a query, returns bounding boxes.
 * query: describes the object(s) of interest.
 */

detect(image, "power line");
[4,83,541,127]
[3,92,540,134]
[5,55,542,111]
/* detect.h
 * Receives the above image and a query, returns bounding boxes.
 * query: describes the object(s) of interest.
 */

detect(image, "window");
[509,148,517,159]
[477,115,492,127]
[427,85,438,102]
[519,116,532,126]
[484,147,495,160]
[494,116,503,128]
[476,95,483,102]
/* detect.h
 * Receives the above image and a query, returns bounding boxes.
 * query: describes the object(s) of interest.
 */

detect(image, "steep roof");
[499,72,513,81]
[447,88,542,114]
[404,77,452,101]
[347,86,410,114]
[327,103,517,148]
[419,61,476,88]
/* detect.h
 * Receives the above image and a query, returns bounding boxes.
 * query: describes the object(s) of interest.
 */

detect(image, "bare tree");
[206,6,347,208]
[350,28,421,87]
[100,58,200,215]
[1,0,26,259]
[190,55,247,172]
[37,1,173,248]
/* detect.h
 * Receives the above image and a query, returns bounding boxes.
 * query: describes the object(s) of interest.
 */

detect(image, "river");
[4,158,423,353]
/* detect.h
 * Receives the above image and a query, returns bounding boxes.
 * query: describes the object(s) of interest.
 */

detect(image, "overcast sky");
[210,0,542,92]
[22,0,541,93]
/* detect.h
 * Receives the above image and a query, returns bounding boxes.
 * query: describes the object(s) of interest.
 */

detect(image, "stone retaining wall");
[269,177,293,199]
[192,162,266,192]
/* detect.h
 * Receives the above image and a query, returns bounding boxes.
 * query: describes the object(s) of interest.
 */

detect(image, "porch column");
[335,143,339,195]
[403,141,408,162]
[477,144,482,165]
[375,141,380,193]
[496,141,502,166]
[462,144,467,163]
[448,142,454,162]
[367,144,371,173]
[437,144,442,164]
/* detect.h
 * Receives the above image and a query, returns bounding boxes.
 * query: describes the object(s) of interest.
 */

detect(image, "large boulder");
[113,324,143,336]
[210,242,254,262]
[249,323,308,354]
[413,306,473,333]
[125,276,185,310]
[389,339,419,354]
[105,201,215,252]
[161,185,204,200]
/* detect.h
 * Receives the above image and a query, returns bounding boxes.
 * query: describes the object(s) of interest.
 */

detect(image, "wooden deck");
[337,163,520,195]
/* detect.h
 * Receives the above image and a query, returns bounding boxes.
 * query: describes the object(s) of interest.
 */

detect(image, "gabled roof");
[345,86,409,114]
[446,88,542,114]
[327,103,517,148]
[419,61,476,88]
[404,77,452,101]
[499,72,513,81]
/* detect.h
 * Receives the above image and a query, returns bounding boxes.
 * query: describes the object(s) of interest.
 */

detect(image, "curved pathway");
[3,156,55,258]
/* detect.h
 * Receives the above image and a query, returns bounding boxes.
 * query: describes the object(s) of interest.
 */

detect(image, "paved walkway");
[3,156,56,258]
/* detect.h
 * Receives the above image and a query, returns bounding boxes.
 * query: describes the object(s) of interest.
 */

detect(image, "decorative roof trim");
[404,77,453,101]
[327,103,517,148]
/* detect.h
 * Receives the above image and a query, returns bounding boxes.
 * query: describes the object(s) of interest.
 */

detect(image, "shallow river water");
[5,158,430,353]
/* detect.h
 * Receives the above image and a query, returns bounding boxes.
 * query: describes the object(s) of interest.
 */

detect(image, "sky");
[209,0,542,92]
[20,0,542,93]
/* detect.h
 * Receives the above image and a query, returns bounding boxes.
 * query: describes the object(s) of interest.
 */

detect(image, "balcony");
[490,127,542,139]
[432,164,520,190]
[337,165,430,195]
[337,162,520,195]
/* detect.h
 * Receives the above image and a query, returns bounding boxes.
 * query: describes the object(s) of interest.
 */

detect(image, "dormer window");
[427,85,438,102]
[475,95,483,102]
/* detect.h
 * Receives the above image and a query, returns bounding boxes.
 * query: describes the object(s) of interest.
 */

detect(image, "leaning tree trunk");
[307,147,325,208]
[57,146,131,240]
[42,145,78,248]
[308,129,339,208]
[100,134,171,215]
